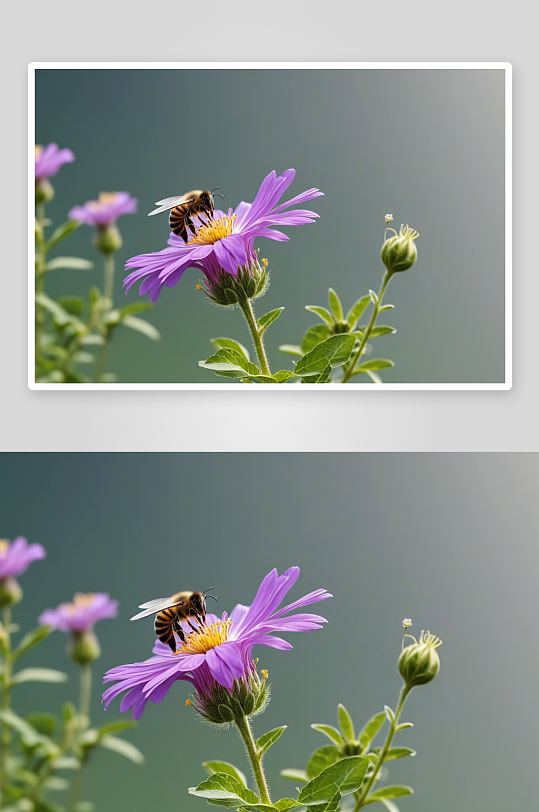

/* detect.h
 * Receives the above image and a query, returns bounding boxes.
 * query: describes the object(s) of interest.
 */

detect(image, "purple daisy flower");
[39,593,118,633]
[102,567,331,721]
[35,144,75,180]
[123,169,323,303]
[68,192,137,227]
[0,537,46,579]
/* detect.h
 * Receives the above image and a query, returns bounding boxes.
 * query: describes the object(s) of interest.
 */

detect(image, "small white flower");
[402,618,412,628]
[385,214,393,223]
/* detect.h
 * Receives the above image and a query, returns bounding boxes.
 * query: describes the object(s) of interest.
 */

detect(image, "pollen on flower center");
[35,146,43,158]
[88,192,119,211]
[178,620,231,655]
[0,540,9,556]
[188,215,235,246]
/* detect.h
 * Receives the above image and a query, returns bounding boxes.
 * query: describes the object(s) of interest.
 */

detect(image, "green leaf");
[280,769,308,783]
[351,360,394,378]
[53,757,80,770]
[346,295,371,329]
[365,786,413,803]
[118,302,154,316]
[72,351,95,364]
[45,219,79,250]
[189,772,258,807]
[13,626,50,660]
[199,348,260,378]
[62,702,76,725]
[359,712,386,750]
[45,256,93,272]
[99,734,144,764]
[273,370,298,383]
[307,790,341,812]
[278,345,303,357]
[274,800,304,811]
[121,315,160,341]
[294,335,356,377]
[301,325,331,355]
[43,776,69,791]
[13,668,67,685]
[0,710,59,756]
[301,364,331,383]
[305,306,334,326]
[35,294,86,334]
[298,756,369,805]
[306,746,340,780]
[80,334,104,346]
[241,375,278,384]
[240,805,276,812]
[366,326,396,338]
[395,722,413,731]
[57,296,85,315]
[257,725,287,755]
[338,705,355,743]
[211,337,251,361]
[2,801,35,812]
[258,307,284,332]
[383,748,416,761]
[203,761,248,789]
[311,725,344,748]
[26,713,57,736]
[379,304,394,312]
[75,804,96,812]
[328,289,343,321]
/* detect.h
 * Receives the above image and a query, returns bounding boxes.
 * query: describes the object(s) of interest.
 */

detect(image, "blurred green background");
[35,68,505,383]
[0,453,534,810]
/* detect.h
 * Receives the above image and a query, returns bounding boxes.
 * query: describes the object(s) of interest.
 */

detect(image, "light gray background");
[2,0,538,447]
[1,453,537,812]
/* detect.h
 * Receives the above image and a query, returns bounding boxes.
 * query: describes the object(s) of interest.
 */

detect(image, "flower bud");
[381,225,419,275]
[0,578,23,608]
[398,630,442,688]
[94,224,122,255]
[201,254,268,308]
[68,630,101,665]
[35,179,55,205]
[192,666,268,725]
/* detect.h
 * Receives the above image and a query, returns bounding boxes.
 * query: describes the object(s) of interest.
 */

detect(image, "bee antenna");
[210,186,221,193]
[203,587,214,594]
[206,594,219,602]
[213,193,226,199]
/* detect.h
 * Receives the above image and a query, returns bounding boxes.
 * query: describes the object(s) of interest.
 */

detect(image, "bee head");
[191,591,206,620]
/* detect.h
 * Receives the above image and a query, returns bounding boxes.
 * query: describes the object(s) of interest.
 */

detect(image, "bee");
[130,588,218,653]
[148,187,225,243]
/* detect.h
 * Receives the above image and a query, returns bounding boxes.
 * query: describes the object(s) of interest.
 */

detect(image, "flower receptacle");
[94,224,123,255]
[68,629,101,665]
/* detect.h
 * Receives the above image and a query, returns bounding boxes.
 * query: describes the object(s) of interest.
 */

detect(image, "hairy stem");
[234,714,271,805]
[239,299,271,377]
[341,271,392,383]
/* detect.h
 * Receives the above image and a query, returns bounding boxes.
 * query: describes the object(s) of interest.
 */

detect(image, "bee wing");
[148,195,195,216]
[130,597,184,621]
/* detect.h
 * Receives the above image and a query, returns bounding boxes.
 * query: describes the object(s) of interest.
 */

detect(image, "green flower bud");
[191,667,269,726]
[35,179,55,205]
[199,254,268,308]
[68,630,101,665]
[398,630,442,688]
[94,224,122,255]
[0,577,23,608]
[381,224,419,275]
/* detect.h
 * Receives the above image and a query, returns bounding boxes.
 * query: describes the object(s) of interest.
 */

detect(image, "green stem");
[103,253,115,303]
[354,684,411,811]
[35,204,47,363]
[69,664,92,812]
[0,608,13,805]
[238,299,271,377]
[234,714,271,805]
[341,272,392,383]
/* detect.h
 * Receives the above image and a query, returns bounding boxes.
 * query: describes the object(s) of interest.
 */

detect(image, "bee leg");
[173,617,187,643]
[184,212,197,236]
[186,618,200,633]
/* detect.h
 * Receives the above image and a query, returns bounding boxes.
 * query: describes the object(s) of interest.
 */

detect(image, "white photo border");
[29,61,512,391]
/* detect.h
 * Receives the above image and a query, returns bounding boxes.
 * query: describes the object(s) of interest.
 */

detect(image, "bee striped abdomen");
[155,606,178,653]
[170,205,188,240]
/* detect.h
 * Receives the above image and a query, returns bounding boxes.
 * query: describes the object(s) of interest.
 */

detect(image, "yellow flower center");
[188,215,235,246]
[178,620,231,655]
[35,145,43,158]
[0,540,10,557]
[88,192,119,211]
[62,593,96,614]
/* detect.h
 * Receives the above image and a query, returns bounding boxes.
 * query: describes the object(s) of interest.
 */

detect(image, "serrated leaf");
[301,324,331,355]
[359,712,386,750]
[365,786,413,802]
[305,306,334,326]
[13,668,67,685]
[257,726,287,755]
[301,364,331,384]
[273,370,298,383]
[189,772,258,807]
[280,769,308,783]
[346,295,371,329]
[338,705,355,743]
[298,757,369,805]
[306,746,340,780]
[351,360,394,377]
[274,800,304,811]
[328,289,343,321]
[383,748,416,761]
[199,348,260,377]
[311,725,344,747]
[121,315,160,341]
[211,337,251,361]
[258,307,284,332]
[278,345,303,356]
[13,626,50,660]
[45,256,93,272]
[45,219,79,250]
[99,734,144,764]
[203,761,248,789]
[295,335,355,377]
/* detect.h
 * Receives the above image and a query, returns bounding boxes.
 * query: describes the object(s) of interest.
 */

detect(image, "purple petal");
[272,589,333,619]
